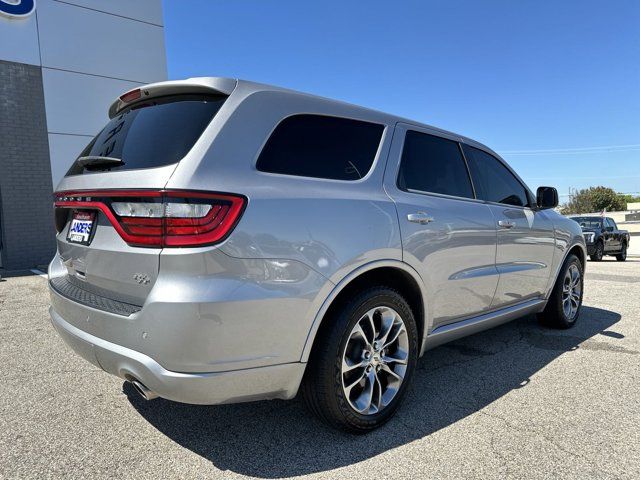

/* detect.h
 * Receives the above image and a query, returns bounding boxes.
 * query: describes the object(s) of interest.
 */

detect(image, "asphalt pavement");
[1,259,638,479]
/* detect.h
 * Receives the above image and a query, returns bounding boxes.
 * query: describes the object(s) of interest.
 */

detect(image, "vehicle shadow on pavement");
[124,305,621,478]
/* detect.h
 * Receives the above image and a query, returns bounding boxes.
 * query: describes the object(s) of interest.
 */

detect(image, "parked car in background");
[568,215,629,261]
[48,77,586,432]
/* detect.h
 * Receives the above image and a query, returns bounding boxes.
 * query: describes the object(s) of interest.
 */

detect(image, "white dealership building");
[0,0,167,269]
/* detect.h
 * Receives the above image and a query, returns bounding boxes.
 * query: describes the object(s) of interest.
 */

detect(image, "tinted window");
[571,217,602,229]
[256,115,384,180]
[463,145,529,207]
[397,131,474,199]
[66,95,226,175]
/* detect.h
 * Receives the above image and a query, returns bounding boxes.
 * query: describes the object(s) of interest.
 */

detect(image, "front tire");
[302,287,418,433]
[616,243,627,261]
[590,241,604,261]
[538,254,584,329]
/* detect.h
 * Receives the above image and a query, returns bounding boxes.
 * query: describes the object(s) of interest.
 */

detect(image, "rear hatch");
[53,86,234,307]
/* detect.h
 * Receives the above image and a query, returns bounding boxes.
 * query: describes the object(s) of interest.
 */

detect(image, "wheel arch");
[568,243,586,268]
[545,241,586,300]
[300,261,428,363]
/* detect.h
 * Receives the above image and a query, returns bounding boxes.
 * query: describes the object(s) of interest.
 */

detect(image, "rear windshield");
[66,94,226,176]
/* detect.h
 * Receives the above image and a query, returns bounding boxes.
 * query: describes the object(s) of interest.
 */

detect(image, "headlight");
[583,232,595,243]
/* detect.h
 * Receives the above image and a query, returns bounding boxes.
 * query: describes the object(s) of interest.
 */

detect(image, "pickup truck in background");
[568,215,630,261]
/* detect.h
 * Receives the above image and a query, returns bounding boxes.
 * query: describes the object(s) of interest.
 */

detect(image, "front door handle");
[407,212,434,224]
[498,220,516,229]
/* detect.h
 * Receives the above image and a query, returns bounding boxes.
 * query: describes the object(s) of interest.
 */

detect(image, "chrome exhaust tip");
[130,379,158,401]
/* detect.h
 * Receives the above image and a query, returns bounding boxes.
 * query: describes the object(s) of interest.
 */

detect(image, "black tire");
[302,286,419,433]
[616,243,627,261]
[538,254,584,329]
[590,241,604,261]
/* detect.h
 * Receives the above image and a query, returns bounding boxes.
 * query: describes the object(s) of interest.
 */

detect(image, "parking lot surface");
[1,259,639,479]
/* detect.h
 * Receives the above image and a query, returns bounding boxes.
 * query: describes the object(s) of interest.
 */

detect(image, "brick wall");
[0,60,55,270]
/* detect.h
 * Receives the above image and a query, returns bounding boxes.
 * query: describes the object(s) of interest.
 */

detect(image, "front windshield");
[571,217,602,229]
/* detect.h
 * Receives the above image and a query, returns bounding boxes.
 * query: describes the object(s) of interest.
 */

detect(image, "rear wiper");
[77,156,124,169]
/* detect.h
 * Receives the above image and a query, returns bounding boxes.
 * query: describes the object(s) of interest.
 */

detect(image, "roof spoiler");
[108,77,238,118]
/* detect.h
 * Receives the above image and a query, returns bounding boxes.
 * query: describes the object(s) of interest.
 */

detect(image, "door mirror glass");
[536,186,558,209]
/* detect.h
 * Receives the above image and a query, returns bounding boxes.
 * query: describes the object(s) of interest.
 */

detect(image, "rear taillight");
[54,190,246,248]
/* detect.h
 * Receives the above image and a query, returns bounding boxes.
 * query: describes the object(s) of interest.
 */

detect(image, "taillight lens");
[119,88,141,103]
[54,190,246,248]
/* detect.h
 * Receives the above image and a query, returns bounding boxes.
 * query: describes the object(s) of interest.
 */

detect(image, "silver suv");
[49,77,586,432]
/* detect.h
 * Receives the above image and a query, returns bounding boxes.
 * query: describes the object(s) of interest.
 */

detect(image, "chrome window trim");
[403,187,486,204]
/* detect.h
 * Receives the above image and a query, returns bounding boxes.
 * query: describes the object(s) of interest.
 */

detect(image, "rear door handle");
[498,220,516,229]
[407,212,434,224]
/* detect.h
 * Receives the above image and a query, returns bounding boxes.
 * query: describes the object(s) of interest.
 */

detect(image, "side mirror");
[536,186,558,209]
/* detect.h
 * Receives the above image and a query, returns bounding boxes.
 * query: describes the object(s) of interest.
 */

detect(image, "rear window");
[66,94,226,176]
[256,114,384,181]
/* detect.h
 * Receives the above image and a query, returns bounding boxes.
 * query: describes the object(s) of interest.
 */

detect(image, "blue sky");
[164,0,639,200]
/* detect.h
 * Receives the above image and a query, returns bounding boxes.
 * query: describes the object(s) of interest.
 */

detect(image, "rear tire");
[590,241,604,261]
[538,254,583,329]
[302,286,418,433]
[616,243,627,261]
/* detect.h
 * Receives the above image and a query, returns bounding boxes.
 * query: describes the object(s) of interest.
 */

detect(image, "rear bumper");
[50,306,305,404]
[47,249,327,374]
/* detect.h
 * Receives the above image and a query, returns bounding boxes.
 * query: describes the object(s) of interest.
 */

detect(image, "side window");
[606,218,617,230]
[256,114,384,181]
[462,145,530,207]
[397,131,474,199]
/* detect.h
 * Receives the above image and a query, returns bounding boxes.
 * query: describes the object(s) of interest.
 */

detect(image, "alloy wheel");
[341,306,409,415]
[562,264,582,320]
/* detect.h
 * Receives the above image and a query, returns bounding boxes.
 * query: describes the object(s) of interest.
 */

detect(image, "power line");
[558,190,640,198]
[526,175,640,180]
[499,144,640,156]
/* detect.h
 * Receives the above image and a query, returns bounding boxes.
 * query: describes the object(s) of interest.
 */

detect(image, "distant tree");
[561,186,626,214]
[589,186,627,211]
[618,193,640,207]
